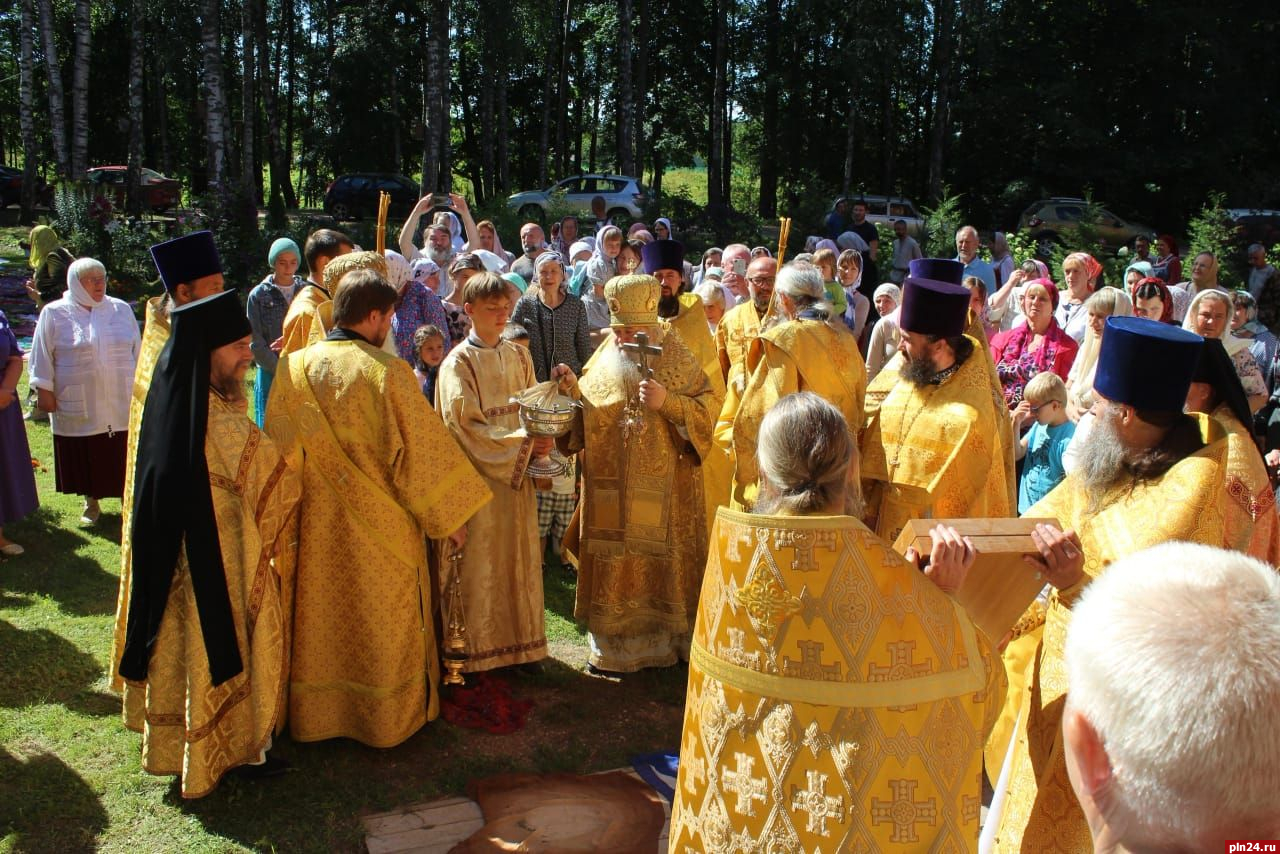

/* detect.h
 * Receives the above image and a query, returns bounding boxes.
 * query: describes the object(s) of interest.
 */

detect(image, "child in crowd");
[1012,371,1076,513]
[246,237,304,425]
[412,324,446,404]
[695,282,727,332]
[505,322,578,571]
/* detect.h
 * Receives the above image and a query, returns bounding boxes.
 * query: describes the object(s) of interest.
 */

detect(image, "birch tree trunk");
[634,0,648,183]
[554,0,571,179]
[19,0,39,220]
[926,0,954,203]
[707,0,726,216]
[240,0,257,202]
[616,0,635,177]
[70,0,91,178]
[756,0,779,217]
[422,0,450,192]
[125,0,145,215]
[36,0,70,179]
[257,0,296,207]
[199,0,231,196]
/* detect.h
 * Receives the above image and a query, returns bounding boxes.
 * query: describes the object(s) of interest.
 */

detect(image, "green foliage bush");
[1186,191,1246,289]
[920,190,964,258]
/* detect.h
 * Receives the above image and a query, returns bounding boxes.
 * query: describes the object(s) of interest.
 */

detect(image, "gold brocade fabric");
[716,318,867,510]
[993,414,1233,852]
[1215,403,1280,563]
[714,300,763,389]
[111,296,170,703]
[264,339,491,747]
[278,284,331,356]
[436,339,547,671]
[860,339,1015,544]
[120,393,300,798]
[673,295,732,534]
[671,509,1004,852]
[563,326,717,672]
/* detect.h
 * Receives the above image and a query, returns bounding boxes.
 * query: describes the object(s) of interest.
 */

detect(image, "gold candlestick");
[442,547,467,686]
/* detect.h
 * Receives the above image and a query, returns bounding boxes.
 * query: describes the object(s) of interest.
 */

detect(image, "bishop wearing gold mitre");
[277,230,354,355]
[671,392,1005,852]
[860,259,1014,543]
[715,261,866,510]
[644,238,731,528]
[990,318,1266,852]
[111,231,228,702]
[558,273,720,674]
[266,269,490,747]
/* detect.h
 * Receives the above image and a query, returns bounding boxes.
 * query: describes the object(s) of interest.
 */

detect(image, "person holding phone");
[398,192,481,266]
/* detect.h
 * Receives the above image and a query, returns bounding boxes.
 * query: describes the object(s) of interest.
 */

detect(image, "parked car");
[1227,208,1280,249]
[1017,197,1154,257]
[829,195,925,240]
[0,166,53,209]
[323,173,420,221]
[507,174,648,222]
[86,166,182,213]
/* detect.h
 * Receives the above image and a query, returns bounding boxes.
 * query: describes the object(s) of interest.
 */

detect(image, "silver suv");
[507,174,649,222]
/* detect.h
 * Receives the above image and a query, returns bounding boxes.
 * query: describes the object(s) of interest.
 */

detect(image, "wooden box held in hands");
[891,517,1056,642]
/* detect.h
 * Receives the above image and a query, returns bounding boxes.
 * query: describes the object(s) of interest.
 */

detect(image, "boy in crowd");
[1012,371,1075,513]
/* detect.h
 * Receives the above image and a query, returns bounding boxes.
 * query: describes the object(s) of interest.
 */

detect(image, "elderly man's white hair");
[1066,542,1280,845]
[954,224,978,240]
[774,261,825,302]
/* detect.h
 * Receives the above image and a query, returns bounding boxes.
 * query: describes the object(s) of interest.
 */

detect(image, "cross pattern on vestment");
[962,793,981,824]
[771,529,837,573]
[735,575,802,635]
[781,640,843,682]
[867,640,931,683]
[718,627,761,669]
[870,779,938,844]
[681,733,707,794]
[621,332,663,379]
[724,527,755,562]
[721,752,768,817]
[789,769,846,837]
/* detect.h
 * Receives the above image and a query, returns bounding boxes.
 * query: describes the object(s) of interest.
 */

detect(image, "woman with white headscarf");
[864,283,903,380]
[1064,287,1134,421]
[583,224,623,292]
[29,257,141,524]
[653,217,674,241]
[1183,288,1268,412]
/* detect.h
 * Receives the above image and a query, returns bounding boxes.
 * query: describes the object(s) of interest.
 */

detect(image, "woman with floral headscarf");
[990,278,1079,409]
[29,257,140,524]
[386,249,451,360]
[1130,276,1174,323]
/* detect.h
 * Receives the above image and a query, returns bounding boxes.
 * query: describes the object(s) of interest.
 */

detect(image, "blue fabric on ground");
[630,751,679,803]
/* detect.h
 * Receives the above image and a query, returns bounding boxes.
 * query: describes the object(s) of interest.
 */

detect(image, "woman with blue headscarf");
[246,237,304,426]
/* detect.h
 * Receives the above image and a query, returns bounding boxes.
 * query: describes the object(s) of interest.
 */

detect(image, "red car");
[87,166,182,213]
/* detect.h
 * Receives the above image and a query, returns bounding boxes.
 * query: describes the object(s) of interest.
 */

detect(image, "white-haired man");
[1247,242,1276,300]
[954,225,995,291]
[1062,542,1280,850]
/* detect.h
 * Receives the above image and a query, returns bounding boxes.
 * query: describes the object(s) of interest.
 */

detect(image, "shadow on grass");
[0,745,108,853]
[170,653,687,852]
[0,620,118,716]
[1,506,120,617]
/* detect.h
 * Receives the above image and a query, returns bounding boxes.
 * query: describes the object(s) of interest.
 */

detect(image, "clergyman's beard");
[1076,405,1130,511]
[752,294,770,316]
[600,343,643,399]
[658,294,680,318]
[901,351,940,387]
[210,370,246,402]
[428,245,454,266]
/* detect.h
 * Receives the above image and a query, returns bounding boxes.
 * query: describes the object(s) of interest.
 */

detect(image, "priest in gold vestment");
[266,269,490,747]
[861,260,1014,543]
[716,261,866,509]
[991,318,1263,852]
[645,239,732,529]
[436,272,550,671]
[560,273,719,673]
[672,392,1004,852]
[117,289,300,797]
[715,255,775,388]
[111,231,229,703]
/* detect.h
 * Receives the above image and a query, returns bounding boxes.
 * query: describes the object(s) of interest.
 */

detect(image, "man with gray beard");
[992,316,1247,852]
[557,273,719,675]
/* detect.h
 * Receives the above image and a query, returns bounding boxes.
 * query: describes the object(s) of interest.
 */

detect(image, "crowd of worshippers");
[2,198,1279,849]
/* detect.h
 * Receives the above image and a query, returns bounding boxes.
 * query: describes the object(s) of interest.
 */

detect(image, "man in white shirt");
[889,219,922,284]
[1247,243,1276,299]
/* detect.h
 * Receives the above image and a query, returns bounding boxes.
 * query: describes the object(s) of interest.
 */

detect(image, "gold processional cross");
[618,332,663,446]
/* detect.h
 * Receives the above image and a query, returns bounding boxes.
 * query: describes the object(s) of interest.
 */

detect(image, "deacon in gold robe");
[265,268,490,747]
[646,239,732,529]
[559,273,719,673]
[111,231,229,704]
[861,260,1014,543]
[435,272,550,671]
[991,318,1255,852]
[118,289,300,797]
[716,261,866,509]
[672,392,1004,852]
[715,254,775,388]
[1185,338,1280,563]
[277,229,354,355]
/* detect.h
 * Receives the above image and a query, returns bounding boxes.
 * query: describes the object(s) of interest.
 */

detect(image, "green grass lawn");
[0,367,686,853]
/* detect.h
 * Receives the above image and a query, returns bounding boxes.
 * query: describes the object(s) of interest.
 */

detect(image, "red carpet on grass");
[441,674,534,734]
